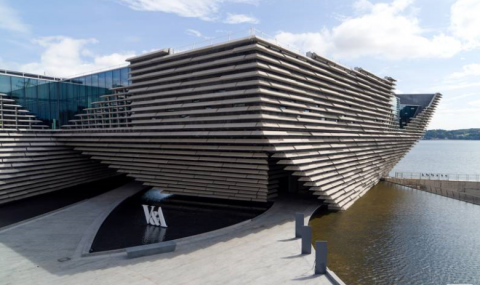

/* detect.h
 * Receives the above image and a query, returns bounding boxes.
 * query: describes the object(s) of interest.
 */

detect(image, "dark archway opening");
[267,156,316,200]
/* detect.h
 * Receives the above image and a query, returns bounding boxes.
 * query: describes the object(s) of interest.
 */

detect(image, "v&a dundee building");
[0,35,440,210]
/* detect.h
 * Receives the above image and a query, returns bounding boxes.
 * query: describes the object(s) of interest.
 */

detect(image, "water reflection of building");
[142,226,167,245]
[0,36,441,210]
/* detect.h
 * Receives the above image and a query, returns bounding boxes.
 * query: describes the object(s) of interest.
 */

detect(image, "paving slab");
[0,182,335,285]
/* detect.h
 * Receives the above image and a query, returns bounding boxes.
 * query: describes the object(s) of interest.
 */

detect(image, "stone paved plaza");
[0,182,336,285]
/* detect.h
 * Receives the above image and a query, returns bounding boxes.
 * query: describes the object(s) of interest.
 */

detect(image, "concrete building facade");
[0,36,440,210]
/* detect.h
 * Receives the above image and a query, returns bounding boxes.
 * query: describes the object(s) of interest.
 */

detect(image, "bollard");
[301,226,312,254]
[315,241,327,275]
[295,213,304,238]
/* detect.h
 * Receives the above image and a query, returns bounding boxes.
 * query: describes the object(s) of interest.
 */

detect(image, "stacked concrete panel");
[0,93,48,130]
[58,36,441,210]
[0,94,118,205]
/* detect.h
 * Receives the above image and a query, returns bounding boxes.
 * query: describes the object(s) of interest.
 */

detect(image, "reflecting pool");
[310,182,480,285]
[92,188,271,252]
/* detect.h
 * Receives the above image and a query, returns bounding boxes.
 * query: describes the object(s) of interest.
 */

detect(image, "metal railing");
[393,172,480,182]
[0,68,63,81]
[424,187,480,205]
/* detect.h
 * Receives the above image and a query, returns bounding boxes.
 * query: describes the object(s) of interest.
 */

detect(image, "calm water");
[311,182,480,285]
[311,141,480,285]
[391,140,480,174]
[92,188,270,252]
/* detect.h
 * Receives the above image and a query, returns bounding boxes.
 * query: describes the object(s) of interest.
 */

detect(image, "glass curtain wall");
[0,67,130,128]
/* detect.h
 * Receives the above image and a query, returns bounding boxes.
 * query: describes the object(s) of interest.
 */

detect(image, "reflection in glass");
[10,77,25,106]
[0,75,12,93]
[1,67,130,128]
[113,69,120,88]
[105,71,113,89]
[120,68,129,87]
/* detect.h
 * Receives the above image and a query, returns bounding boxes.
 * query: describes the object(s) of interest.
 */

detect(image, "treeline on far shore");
[423,129,480,140]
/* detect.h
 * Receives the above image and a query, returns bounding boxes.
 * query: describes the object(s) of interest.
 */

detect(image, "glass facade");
[0,67,130,128]
[399,105,420,128]
[390,96,401,127]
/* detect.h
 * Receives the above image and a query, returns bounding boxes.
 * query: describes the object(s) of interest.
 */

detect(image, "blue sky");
[0,0,479,130]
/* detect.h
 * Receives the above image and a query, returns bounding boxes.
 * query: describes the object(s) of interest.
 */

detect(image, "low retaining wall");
[386,177,480,205]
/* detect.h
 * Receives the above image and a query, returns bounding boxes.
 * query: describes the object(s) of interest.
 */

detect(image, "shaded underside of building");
[0,36,440,210]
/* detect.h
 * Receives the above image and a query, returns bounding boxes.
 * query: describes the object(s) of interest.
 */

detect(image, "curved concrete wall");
[0,95,118,204]
[1,37,439,209]
[56,37,440,210]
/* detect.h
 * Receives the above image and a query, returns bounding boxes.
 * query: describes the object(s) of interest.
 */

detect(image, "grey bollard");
[295,213,304,238]
[301,226,312,254]
[315,241,327,274]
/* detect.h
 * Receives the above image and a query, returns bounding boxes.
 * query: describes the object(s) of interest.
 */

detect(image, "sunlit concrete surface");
[0,183,335,285]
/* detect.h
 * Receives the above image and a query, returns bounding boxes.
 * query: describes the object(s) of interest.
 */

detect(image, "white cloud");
[450,0,480,48]
[186,29,203,38]
[223,13,259,24]
[17,36,135,78]
[185,28,214,40]
[468,99,480,107]
[428,104,480,130]
[0,0,29,33]
[275,0,463,60]
[353,0,374,13]
[449,63,480,79]
[444,93,479,102]
[274,30,331,55]
[118,0,258,23]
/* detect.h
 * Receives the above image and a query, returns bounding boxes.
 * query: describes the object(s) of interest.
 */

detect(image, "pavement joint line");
[74,181,148,259]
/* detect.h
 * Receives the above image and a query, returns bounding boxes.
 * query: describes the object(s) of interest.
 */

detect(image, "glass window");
[85,75,92,97]
[98,72,106,89]
[67,83,74,101]
[91,74,99,87]
[49,82,58,102]
[25,78,38,99]
[76,76,85,85]
[91,74,99,97]
[49,82,59,122]
[0,75,11,94]
[10,77,26,106]
[77,83,86,108]
[113,69,121,88]
[26,99,38,116]
[59,82,68,101]
[105,71,113,89]
[120,68,129,87]
[37,80,50,100]
[38,99,51,122]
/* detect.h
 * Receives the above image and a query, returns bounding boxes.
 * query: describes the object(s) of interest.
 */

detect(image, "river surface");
[310,140,480,285]
[391,140,480,174]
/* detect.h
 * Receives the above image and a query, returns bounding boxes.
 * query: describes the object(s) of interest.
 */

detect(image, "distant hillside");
[423,129,480,140]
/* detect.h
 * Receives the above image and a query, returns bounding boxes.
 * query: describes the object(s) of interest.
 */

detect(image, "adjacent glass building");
[0,67,130,128]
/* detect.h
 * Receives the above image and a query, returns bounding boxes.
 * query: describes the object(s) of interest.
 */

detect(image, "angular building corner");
[0,35,441,210]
